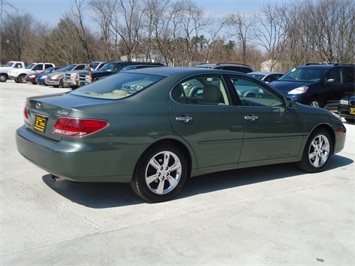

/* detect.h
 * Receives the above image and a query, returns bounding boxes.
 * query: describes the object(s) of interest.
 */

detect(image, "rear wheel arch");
[130,139,192,202]
[141,139,192,175]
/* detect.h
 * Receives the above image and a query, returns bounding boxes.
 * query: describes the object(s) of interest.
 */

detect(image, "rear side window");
[33,65,44,71]
[343,67,355,83]
[171,75,230,105]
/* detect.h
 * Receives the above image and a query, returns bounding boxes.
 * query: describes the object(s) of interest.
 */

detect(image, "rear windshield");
[71,72,164,99]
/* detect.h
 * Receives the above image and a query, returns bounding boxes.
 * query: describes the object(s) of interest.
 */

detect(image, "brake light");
[52,117,108,137]
[23,107,30,125]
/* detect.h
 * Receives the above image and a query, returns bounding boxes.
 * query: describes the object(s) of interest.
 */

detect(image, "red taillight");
[24,107,30,124]
[52,117,108,137]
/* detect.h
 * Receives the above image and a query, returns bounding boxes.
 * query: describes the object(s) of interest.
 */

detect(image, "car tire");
[59,79,65,88]
[297,128,333,173]
[131,142,188,203]
[309,98,323,108]
[0,74,7,82]
[18,74,26,83]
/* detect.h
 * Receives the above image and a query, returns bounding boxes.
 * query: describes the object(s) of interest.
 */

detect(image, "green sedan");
[16,67,346,202]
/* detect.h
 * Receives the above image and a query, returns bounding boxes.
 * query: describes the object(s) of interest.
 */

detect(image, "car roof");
[248,71,283,75]
[194,63,251,68]
[127,66,247,77]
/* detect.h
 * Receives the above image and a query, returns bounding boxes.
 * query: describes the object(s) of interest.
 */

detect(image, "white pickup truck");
[8,62,55,83]
[0,61,26,82]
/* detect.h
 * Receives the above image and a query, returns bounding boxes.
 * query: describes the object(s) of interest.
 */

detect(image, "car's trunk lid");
[24,93,112,141]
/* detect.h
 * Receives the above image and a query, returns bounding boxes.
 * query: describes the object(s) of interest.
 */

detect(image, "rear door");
[169,74,244,169]
[342,66,355,96]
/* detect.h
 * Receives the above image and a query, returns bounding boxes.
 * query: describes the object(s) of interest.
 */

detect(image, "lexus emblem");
[35,102,42,109]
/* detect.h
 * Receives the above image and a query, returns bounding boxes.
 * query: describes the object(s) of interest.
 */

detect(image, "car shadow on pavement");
[42,154,352,208]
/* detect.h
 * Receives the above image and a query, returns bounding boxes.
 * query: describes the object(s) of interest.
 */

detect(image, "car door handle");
[176,115,193,123]
[244,115,258,121]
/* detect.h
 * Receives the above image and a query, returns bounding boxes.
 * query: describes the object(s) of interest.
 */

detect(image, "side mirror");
[326,78,335,84]
[285,97,296,108]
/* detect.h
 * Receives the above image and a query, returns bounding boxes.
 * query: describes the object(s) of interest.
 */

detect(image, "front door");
[229,75,305,163]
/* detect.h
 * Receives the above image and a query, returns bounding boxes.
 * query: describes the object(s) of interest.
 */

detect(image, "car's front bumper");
[45,78,61,86]
[338,104,355,120]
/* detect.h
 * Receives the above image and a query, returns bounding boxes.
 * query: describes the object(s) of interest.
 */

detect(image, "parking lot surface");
[1,81,354,265]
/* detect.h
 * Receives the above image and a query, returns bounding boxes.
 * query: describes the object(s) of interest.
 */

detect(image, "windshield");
[43,67,54,73]
[71,72,164,99]
[279,67,327,82]
[61,64,77,72]
[26,63,35,69]
[5,62,14,67]
[99,62,117,72]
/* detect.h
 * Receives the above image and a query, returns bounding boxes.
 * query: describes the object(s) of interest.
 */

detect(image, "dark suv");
[270,63,355,108]
[194,63,254,73]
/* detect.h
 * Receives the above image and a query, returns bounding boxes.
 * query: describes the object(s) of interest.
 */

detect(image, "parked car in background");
[247,71,284,83]
[46,64,86,87]
[63,61,108,89]
[16,67,346,203]
[0,61,26,82]
[269,63,355,108]
[121,64,164,71]
[194,63,254,73]
[8,63,55,83]
[63,64,90,89]
[77,61,164,87]
[25,66,60,85]
[338,95,355,123]
[25,72,41,85]
[36,66,62,86]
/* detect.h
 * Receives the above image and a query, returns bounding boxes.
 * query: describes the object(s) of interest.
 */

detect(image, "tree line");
[0,0,354,71]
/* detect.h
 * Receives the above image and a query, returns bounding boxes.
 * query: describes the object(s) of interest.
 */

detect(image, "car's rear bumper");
[16,126,132,183]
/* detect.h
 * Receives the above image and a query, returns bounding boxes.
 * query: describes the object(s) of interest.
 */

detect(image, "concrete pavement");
[1,81,354,265]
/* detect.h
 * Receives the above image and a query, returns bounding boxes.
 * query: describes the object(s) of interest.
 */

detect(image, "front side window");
[171,76,230,105]
[71,72,164,99]
[74,65,86,70]
[230,75,284,107]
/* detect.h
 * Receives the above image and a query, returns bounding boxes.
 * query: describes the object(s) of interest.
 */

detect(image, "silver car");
[46,64,86,87]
